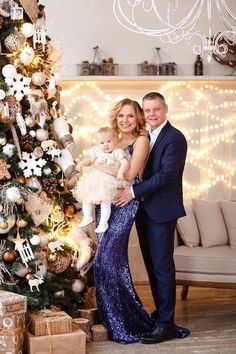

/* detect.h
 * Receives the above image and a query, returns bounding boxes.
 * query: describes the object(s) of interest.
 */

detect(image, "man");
[115,92,188,344]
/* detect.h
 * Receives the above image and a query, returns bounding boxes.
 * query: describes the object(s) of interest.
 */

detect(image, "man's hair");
[142,92,166,104]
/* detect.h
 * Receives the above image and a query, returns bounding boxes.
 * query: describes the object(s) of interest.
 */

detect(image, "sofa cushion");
[220,200,236,248]
[174,245,236,283]
[177,203,200,247]
[192,199,228,248]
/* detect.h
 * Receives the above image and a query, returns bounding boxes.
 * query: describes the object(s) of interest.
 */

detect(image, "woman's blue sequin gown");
[93,144,189,344]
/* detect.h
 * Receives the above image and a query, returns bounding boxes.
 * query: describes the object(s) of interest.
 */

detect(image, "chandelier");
[113,0,236,60]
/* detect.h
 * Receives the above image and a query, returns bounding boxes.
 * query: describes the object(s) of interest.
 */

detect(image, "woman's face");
[116,104,138,135]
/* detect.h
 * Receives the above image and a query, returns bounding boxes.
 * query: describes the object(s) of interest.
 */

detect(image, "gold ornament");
[33,146,44,158]
[0,220,8,230]
[25,115,36,128]
[25,177,42,194]
[47,253,57,262]
[16,175,26,185]
[0,136,7,146]
[50,206,64,223]
[2,249,17,264]
[25,272,35,280]
[17,219,27,228]
[47,252,71,273]
[16,198,24,205]
[64,203,77,218]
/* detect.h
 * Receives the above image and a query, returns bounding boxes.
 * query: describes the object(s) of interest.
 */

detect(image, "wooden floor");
[87,285,236,354]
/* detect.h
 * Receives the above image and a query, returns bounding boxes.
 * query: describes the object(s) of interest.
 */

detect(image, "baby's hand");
[117,172,125,181]
[75,162,83,172]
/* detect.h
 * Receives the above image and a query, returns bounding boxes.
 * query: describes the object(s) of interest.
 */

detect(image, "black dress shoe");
[141,326,175,344]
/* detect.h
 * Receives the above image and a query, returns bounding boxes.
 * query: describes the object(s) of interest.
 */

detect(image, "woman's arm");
[124,136,150,181]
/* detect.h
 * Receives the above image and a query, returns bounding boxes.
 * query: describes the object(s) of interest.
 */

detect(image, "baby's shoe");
[95,222,109,233]
[78,216,94,227]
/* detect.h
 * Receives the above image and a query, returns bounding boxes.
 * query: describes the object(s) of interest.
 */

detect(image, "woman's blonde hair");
[110,98,147,138]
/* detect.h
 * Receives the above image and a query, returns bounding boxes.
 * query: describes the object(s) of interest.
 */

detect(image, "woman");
[93,98,189,344]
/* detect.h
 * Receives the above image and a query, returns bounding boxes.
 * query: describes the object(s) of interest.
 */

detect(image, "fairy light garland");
[61,80,236,200]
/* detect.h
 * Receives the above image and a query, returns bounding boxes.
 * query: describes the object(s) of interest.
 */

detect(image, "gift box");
[26,327,86,354]
[77,308,99,326]
[91,324,108,342]
[0,290,27,316]
[27,310,72,336]
[0,291,27,354]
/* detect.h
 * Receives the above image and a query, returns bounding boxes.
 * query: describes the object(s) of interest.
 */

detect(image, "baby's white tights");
[78,202,111,234]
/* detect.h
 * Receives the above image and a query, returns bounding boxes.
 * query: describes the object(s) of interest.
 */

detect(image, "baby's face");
[98,132,116,153]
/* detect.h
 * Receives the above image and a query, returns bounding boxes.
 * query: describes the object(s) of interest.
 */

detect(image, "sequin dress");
[93,144,190,344]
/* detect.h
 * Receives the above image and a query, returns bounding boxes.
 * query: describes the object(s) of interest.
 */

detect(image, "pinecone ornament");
[20,135,34,151]
[42,177,58,193]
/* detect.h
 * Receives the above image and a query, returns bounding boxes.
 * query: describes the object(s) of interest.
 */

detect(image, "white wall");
[41,0,236,77]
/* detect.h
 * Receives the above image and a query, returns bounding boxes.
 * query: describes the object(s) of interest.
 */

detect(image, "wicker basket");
[27,310,72,336]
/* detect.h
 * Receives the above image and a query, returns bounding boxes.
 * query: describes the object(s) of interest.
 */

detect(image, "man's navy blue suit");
[133,120,187,327]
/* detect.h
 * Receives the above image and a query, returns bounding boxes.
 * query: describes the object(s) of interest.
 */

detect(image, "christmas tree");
[0,0,95,317]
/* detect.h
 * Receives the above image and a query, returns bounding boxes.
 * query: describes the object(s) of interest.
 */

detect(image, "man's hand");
[113,188,133,206]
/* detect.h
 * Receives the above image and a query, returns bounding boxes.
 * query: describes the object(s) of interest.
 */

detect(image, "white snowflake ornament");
[19,151,46,177]
[5,73,31,101]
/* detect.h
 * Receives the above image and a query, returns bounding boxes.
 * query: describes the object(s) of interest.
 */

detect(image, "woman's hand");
[93,160,120,177]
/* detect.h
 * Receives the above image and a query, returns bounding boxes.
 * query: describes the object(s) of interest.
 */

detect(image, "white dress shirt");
[130,120,167,198]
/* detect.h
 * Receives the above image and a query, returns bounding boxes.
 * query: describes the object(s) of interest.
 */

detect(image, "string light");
[61,80,236,200]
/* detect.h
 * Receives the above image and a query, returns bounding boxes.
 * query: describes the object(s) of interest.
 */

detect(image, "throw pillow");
[177,203,200,247]
[220,200,236,248]
[192,199,228,248]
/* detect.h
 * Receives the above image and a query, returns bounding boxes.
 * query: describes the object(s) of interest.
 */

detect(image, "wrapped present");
[26,327,86,354]
[77,307,99,326]
[0,290,27,316]
[0,291,27,354]
[91,324,108,342]
[27,310,72,336]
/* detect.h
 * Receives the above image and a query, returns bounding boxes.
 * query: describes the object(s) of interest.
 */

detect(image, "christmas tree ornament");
[48,240,64,253]
[0,220,8,230]
[0,89,6,100]
[25,177,42,193]
[39,234,49,248]
[32,71,46,86]
[33,28,46,52]
[0,0,12,17]
[0,160,11,180]
[33,146,44,158]
[43,166,51,176]
[4,31,25,52]
[64,203,77,218]
[47,251,71,273]
[50,206,64,223]
[6,186,21,202]
[13,234,35,267]
[19,0,39,23]
[2,249,17,264]
[20,47,34,66]
[14,264,30,277]
[5,73,31,101]
[39,191,47,200]
[54,290,65,297]
[10,4,23,20]
[28,275,44,291]
[35,128,49,142]
[53,116,75,154]
[42,177,57,193]
[3,143,16,158]
[54,149,78,190]
[25,271,35,280]
[16,175,26,185]
[20,135,34,151]
[0,133,7,146]
[18,151,47,177]
[29,130,36,137]
[25,115,36,128]
[0,214,16,234]
[28,92,49,120]
[16,111,27,135]
[2,64,17,79]
[72,279,85,293]
[30,234,41,246]
[16,198,24,205]
[1,95,21,124]
[16,218,27,228]
[21,22,35,38]
[24,192,53,226]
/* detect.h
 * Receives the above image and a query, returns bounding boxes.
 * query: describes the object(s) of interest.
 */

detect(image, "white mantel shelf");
[62,75,236,81]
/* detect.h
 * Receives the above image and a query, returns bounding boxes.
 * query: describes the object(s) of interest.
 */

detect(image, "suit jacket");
[133,121,187,223]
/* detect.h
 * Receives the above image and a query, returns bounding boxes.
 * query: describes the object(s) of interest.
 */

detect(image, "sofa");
[174,199,236,300]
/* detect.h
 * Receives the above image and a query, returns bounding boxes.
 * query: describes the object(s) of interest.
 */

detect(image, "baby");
[73,126,130,233]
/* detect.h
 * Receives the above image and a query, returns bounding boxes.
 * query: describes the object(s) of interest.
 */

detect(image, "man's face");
[143,98,168,130]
